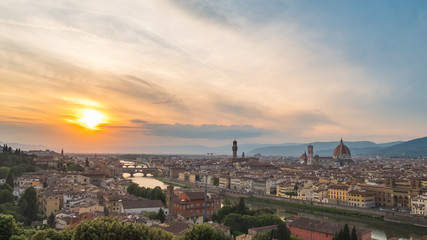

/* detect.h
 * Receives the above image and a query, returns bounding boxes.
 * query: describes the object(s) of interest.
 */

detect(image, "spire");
[340,138,343,144]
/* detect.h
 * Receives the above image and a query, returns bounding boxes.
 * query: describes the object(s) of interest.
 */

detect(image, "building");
[276,182,296,197]
[360,178,423,208]
[34,156,60,168]
[219,176,230,189]
[288,216,371,240]
[122,199,166,215]
[411,193,427,216]
[347,190,376,208]
[299,139,352,166]
[39,191,64,215]
[328,185,349,202]
[173,191,221,221]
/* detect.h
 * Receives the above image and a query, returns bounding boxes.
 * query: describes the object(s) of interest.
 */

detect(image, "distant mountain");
[374,136,427,157]
[247,140,404,157]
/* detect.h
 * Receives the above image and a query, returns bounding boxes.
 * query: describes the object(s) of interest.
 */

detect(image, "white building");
[411,193,427,216]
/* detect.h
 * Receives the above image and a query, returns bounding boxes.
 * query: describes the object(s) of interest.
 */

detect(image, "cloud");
[140,123,272,139]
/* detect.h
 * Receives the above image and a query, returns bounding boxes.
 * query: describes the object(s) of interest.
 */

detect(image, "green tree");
[212,205,233,223]
[253,231,272,240]
[158,208,165,223]
[343,224,350,240]
[6,171,14,187]
[222,198,232,207]
[0,166,10,179]
[72,217,173,240]
[0,183,13,192]
[181,223,232,240]
[0,189,14,204]
[18,187,38,225]
[31,228,68,240]
[0,214,25,240]
[47,213,56,229]
[272,222,290,240]
[236,197,247,215]
[351,226,358,240]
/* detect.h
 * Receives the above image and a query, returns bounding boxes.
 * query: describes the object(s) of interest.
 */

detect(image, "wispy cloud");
[1,0,426,151]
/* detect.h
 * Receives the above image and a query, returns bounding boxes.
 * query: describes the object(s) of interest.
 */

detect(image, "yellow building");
[39,191,63,215]
[328,185,349,201]
[276,183,295,197]
[189,173,198,183]
[178,172,185,181]
[347,191,376,208]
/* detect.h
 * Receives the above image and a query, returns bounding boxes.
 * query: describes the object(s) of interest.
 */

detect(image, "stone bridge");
[121,164,158,177]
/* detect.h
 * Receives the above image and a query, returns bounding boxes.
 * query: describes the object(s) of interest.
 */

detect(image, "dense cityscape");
[1,138,426,239]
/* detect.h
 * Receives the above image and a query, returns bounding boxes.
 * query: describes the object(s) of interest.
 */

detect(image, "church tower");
[232,139,238,158]
[166,185,174,216]
[307,144,314,165]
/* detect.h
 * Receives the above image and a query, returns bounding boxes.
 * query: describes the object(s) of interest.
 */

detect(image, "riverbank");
[246,197,383,220]
[154,176,189,189]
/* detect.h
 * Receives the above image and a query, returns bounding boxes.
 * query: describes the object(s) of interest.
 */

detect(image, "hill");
[375,136,427,157]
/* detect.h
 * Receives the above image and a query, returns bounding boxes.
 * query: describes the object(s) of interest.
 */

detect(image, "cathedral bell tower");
[307,144,313,165]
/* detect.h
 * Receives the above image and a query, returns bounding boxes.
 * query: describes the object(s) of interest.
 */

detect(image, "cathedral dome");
[333,138,351,159]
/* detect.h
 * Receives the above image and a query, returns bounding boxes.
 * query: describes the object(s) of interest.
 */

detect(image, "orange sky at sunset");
[1,1,427,153]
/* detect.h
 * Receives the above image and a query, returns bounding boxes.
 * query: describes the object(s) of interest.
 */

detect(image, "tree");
[18,187,38,225]
[351,226,358,240]
[158,208,165,223]
[47,213,56,229]
[236,197,247,215]
[6,171,14,187]
[253,232,272,240]
[0,189,15,204]
[0,166,10,179]
[72,217,173,240]
[223,198,233,207]
[181,223,232,240]
[0,214,25,240]
[272,222,291,240]
[343,224,350,240]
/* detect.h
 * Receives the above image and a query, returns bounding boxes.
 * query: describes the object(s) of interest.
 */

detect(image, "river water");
[123,173,167,189]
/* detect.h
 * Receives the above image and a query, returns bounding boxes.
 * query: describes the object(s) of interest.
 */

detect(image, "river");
[123,173,167,189]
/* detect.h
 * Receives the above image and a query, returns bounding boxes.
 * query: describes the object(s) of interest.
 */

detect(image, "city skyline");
[1,1,427,152]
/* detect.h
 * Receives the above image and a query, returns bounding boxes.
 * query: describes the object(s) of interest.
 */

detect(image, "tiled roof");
[122,200,164,209]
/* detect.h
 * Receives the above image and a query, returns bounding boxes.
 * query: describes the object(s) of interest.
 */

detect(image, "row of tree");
[213,197,289,238]
[0,215,232,240]
[332,224,358,240]
[0,151,36,177]
[127,183,166,204]
[2,144,23,154]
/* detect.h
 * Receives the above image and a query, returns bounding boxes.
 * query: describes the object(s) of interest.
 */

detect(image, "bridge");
[121,163,158,177]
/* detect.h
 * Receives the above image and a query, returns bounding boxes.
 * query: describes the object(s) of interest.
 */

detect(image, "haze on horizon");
[1,0,427,153]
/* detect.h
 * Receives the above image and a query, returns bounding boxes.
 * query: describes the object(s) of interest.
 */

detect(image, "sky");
[1,0,427,153]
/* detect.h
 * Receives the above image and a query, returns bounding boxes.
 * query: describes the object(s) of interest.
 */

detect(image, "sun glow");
[77,109,106,130]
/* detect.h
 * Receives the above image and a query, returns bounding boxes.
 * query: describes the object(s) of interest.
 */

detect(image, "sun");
[77,109,106,130]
